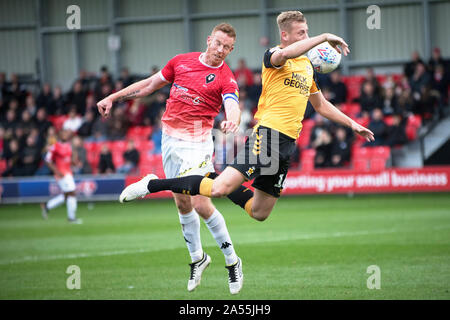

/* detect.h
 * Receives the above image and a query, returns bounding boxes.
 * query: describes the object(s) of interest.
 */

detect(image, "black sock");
[207,172,254,210]
[147,175,204,195]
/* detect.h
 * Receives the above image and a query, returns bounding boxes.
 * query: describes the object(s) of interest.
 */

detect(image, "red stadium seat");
[0,159,6,174]
[352,147,370,171]
[49,115,68,131]
[341,75,365,102]
[406,115,422,140]
[297,119,315,148]
[369,146,390,171]
[301,148,316,171]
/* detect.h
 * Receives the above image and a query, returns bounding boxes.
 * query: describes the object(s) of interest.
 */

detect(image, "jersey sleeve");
[263,47,282,69]
[160,55,178,83]
[221,69,239,104]
[310,69,321,94]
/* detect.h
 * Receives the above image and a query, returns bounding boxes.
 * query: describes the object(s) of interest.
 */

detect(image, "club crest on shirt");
[206,73,216,84]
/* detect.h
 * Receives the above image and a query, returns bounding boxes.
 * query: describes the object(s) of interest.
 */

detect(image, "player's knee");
[252,212,268,222]
[175,198,192,213]
[251,206,270,222]
[211,184,231,198]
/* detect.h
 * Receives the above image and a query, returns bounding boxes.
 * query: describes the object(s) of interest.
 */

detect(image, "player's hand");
[220,121,239,134]
[351,122,375,142]
[97,97,113,117]
[325,33,350,56]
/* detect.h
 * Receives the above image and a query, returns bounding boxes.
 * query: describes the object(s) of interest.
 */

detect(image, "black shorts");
[230,125,297,198]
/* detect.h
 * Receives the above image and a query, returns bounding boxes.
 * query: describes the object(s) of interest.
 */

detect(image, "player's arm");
[270,33,350,68]
[97,72,169,117]
[44,152,63,178]
[309,91,374,142]
[221,97,241,134]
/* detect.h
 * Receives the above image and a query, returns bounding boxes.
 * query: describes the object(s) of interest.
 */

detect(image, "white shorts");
[162,133,215,179]
[57,174,76,193]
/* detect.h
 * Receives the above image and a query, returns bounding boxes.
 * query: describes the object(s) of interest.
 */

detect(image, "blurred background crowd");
[1,48,449,177]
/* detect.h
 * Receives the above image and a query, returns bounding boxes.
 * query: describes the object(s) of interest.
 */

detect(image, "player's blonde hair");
[212,23,236,39]
[276,11,306,32]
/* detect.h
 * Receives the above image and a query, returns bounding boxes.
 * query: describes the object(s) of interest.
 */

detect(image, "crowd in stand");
[1,49,449,177]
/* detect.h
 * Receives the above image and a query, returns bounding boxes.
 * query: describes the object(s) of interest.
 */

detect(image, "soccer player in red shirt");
[97,23,243,294]
[41,129,81,224]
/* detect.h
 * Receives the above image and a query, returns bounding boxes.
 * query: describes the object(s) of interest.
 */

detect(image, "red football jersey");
[45,141,72,177]
[160,52,239,141]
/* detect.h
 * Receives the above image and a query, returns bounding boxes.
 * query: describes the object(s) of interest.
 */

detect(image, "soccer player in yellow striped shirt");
[120,11,374,223]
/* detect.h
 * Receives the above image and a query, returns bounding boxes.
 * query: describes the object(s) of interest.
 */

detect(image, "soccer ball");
[306,42,341,74]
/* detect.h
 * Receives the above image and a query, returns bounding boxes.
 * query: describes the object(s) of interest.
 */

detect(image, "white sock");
[46,194,65,210]
[179,210,203,262]
[66,196,77,220]
[204,209,238,266]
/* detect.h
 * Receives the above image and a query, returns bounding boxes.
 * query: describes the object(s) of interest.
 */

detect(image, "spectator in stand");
[85,94,98,116]
[234,58,254,89]
[2,138,20,177]
[431,64,449,117]
[327,70,347,106]
[8,73,27,106]
[312,128,333,168]
[117,140,140,174]
[2,109,18,137]
[359,81,383,118]
[247,72,262,105]
[20,109,36,137]
[36,83,53,111]
[385,113,408,147]
[0,72,8,98]
[404,50,425,81]
[67,80,87,115]
[396,88,414,117]
[309,114,334,146]
[94,66,114,101]
[428,47,448,75]
[409,61,431,98]
[119,67,133,88]
[107,107,128,141]
[89,113,108,142]
[78,109,96,139]
[17,134,41,176]
[364,108,387,146]
[330,126,351,167]
[14,125,27,149]
[34,107,52,137]
[144,91,166,126]
[362,68,382,97]
[125,98,146,127]
[71,135,91,174]
[24,94,37,117]
[98,144,115,174]
[381,86,398,116]
[49,86,66,115]
[63,107,83,133]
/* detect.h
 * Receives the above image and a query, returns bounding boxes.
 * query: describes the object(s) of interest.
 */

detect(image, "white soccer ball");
[306,41,342,74]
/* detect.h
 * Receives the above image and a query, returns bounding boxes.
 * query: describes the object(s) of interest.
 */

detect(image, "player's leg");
[193,194,243,294]
[41,192,65,219]
[61,174,80,224]
[248,188,279,221]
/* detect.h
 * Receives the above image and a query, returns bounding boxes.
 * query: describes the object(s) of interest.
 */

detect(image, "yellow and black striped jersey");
[254,46,321,139]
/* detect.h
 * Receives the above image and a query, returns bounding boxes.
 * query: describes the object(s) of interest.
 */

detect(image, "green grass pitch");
[0,193,449,300]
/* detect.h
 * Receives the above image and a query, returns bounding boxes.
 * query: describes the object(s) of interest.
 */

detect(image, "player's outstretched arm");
[97,72,169,117]
[221,98,241,134]
[309,91,374,142]
[271,33,350,67]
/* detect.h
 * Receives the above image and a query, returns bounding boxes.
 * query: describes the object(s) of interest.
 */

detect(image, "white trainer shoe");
[188,253,211,292]
[119,174,158,203]
[226,257,243,294]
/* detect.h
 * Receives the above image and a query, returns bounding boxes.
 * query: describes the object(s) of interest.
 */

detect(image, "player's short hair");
[277,11,306,32]
[212,23,236,39]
